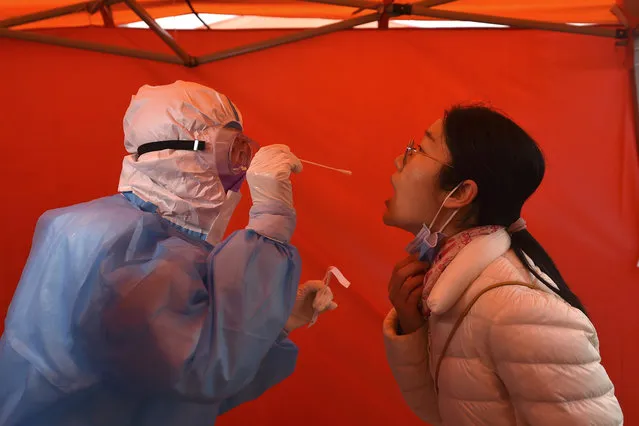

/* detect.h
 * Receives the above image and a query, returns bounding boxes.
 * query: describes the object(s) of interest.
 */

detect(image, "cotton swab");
[300,159,353,175]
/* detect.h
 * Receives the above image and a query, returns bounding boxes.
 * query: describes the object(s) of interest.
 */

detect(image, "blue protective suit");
[0,193,301,426]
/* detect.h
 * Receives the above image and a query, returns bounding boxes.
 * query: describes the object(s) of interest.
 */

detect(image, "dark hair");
[440,104,587,315]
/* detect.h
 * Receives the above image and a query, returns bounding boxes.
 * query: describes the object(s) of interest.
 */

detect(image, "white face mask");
[405,183,462,262]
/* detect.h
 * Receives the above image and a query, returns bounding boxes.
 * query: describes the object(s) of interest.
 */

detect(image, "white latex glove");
[246,144,303,210]
[285,280,338,332]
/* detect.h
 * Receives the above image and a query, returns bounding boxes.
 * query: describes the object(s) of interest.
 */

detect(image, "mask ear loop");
[437,208,460,233]
[428,181,464,232]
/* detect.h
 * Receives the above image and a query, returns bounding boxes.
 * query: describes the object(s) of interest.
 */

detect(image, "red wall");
[0,27,637,425]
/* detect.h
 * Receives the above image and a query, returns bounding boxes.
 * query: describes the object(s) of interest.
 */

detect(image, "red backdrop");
[0,27,637,425]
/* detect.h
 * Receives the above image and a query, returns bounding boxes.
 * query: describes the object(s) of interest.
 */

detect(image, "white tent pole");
[198,12,379,64]
[123,0,196,66]
[0,27,184,64]
[0,0,124,28]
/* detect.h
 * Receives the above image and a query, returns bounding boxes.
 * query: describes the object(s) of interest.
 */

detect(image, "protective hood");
[118,80,244,243]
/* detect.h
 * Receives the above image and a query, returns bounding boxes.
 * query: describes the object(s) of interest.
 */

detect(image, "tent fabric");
[0,27,638,425]
[0,0,630,29]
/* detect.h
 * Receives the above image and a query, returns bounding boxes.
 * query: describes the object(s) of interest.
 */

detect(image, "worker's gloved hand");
[285,280,338,332]
[246,144,302,210]
[246,145,303,242]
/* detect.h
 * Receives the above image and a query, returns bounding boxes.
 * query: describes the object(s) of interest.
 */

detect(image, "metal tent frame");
[0,0,633,67]
[0,0,637,153]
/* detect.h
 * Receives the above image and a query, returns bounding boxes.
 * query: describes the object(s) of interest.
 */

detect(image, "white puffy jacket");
[383,229,623,426]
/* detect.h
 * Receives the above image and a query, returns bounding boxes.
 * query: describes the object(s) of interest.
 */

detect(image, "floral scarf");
[420,225,502,318]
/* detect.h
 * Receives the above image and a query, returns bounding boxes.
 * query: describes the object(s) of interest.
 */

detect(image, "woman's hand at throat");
[388,254,430,334]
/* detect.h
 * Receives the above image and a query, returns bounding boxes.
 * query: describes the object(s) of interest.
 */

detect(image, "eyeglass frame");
[403,138,454,169]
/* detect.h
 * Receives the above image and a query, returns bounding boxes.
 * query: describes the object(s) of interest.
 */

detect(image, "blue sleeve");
[218,335,298,415]
[90,228,301,403]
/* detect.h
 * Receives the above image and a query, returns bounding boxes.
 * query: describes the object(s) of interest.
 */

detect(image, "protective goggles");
[137,127,259,175]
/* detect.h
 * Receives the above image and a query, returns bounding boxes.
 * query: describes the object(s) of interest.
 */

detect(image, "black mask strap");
[137,140,206,157]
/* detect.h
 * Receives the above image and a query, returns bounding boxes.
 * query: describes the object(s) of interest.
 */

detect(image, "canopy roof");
[0,0,635,69]
[0,0,634,29]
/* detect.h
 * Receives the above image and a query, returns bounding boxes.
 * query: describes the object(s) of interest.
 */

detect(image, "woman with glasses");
[382,104,622,425]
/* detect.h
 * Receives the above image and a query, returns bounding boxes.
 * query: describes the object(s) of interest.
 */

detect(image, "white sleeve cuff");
[246,202,296,243]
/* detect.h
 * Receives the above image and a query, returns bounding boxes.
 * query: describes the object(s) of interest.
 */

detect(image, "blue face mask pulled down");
[405,184,461,262]
[405,226,447,263]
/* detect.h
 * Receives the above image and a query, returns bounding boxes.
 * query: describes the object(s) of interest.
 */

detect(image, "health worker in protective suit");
[0,80,336,426]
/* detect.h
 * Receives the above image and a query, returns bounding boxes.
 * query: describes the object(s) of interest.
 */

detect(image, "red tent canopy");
[0,0,634,28]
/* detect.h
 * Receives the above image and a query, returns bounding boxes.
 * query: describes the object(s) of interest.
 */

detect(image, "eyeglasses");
[403,138,453,169]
